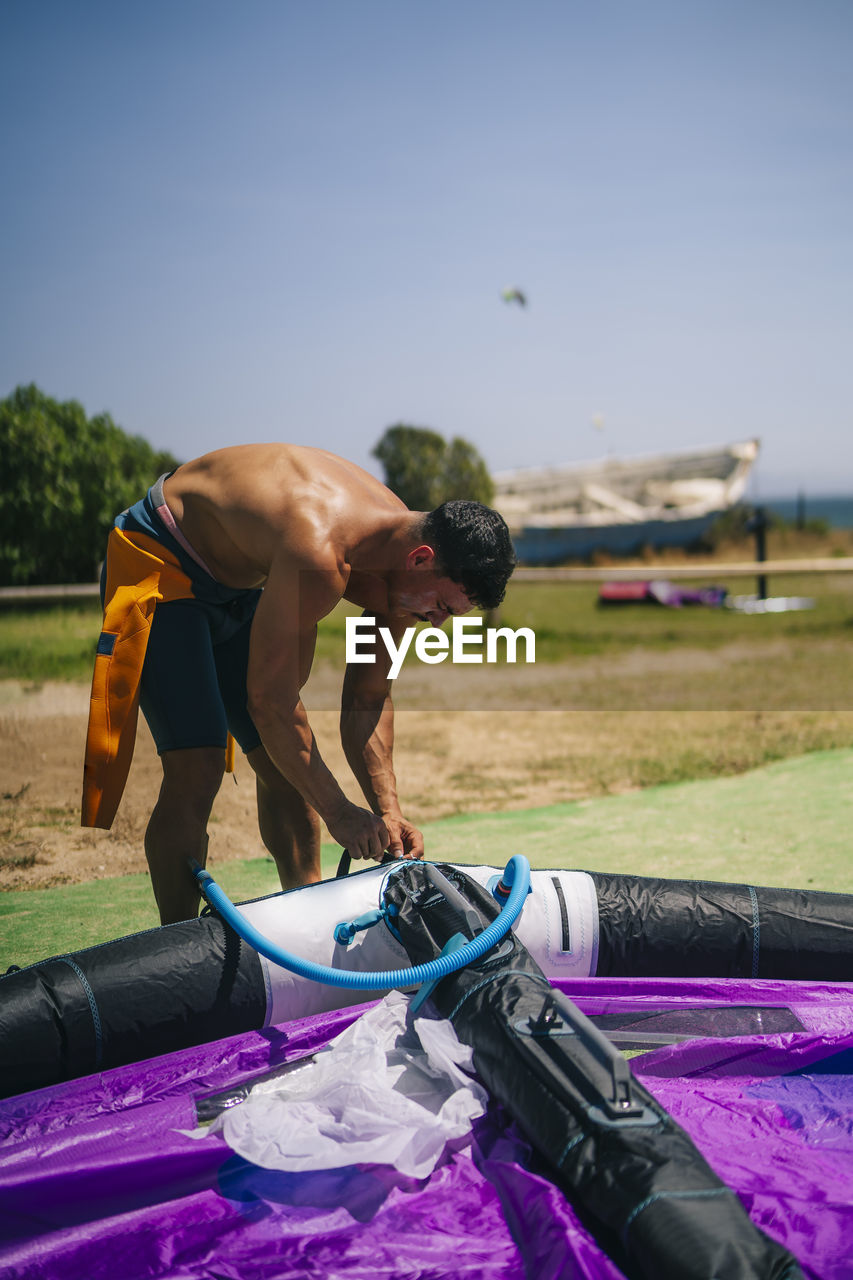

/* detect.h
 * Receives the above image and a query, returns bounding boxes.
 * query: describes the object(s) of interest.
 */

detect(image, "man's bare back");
[163,444,409,605]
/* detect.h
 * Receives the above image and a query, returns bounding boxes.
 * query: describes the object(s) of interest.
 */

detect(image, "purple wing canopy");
[2,974,851,1280]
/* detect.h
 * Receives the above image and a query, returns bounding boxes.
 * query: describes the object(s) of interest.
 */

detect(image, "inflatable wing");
[3,863,853,1098]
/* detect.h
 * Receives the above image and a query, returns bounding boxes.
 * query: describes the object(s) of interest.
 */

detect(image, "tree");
[0,384,180,585]
[372,423,494,510]
[442,436,495,505]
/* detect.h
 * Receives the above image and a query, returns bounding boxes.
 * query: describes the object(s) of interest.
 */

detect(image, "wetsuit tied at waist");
[81,526,198,829]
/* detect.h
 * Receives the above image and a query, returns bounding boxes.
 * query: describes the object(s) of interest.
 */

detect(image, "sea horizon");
[758,495,853,529]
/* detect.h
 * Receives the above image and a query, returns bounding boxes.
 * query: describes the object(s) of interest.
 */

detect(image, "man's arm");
[340,612,424,860]
[245,556,391,860]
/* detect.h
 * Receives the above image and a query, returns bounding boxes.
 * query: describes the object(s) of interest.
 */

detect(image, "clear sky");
[2,0,851,495]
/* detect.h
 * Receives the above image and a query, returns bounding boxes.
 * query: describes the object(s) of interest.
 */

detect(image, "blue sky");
[2,0,851,495]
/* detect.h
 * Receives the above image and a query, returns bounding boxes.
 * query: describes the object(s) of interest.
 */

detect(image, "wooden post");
[752,506,768,600]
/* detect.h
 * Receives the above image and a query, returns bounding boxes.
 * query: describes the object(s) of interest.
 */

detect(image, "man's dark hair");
[421,500,517,611]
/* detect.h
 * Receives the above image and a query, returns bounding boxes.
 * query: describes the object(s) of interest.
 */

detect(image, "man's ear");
[405,545,437,571]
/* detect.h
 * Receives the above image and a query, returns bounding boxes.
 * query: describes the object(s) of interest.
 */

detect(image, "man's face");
[393,573,474,626]
[386,544,475,624]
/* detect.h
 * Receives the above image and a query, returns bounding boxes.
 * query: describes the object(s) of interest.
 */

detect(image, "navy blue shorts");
[110,481,264,757]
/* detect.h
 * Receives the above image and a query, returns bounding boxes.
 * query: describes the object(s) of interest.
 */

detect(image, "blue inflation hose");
[192,855,531,990]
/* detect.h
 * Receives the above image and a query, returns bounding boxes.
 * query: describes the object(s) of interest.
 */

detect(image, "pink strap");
[153,500,216,580]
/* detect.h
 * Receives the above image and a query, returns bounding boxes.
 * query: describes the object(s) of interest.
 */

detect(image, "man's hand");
[382,814,425,861]
[326,802,425,863]
[326,801,390,862]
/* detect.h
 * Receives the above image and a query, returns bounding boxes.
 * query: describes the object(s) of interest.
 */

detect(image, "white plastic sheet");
[188,991,488,1179]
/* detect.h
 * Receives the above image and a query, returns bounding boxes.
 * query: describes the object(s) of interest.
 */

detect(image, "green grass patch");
[4,573,853,683]
[0,844,345,969]
[3,748,851,970]
[0,598,365,683]
[500,576,853,663]
[423,748,853,888]
[0,600,104,682]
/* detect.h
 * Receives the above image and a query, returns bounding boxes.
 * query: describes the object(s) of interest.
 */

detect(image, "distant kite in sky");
[501,287,527,307]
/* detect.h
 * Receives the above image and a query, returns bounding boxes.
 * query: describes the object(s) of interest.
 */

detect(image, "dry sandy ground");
[0,668,622,892]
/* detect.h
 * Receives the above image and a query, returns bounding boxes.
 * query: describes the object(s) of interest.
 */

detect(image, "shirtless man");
[82,444,516,925]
